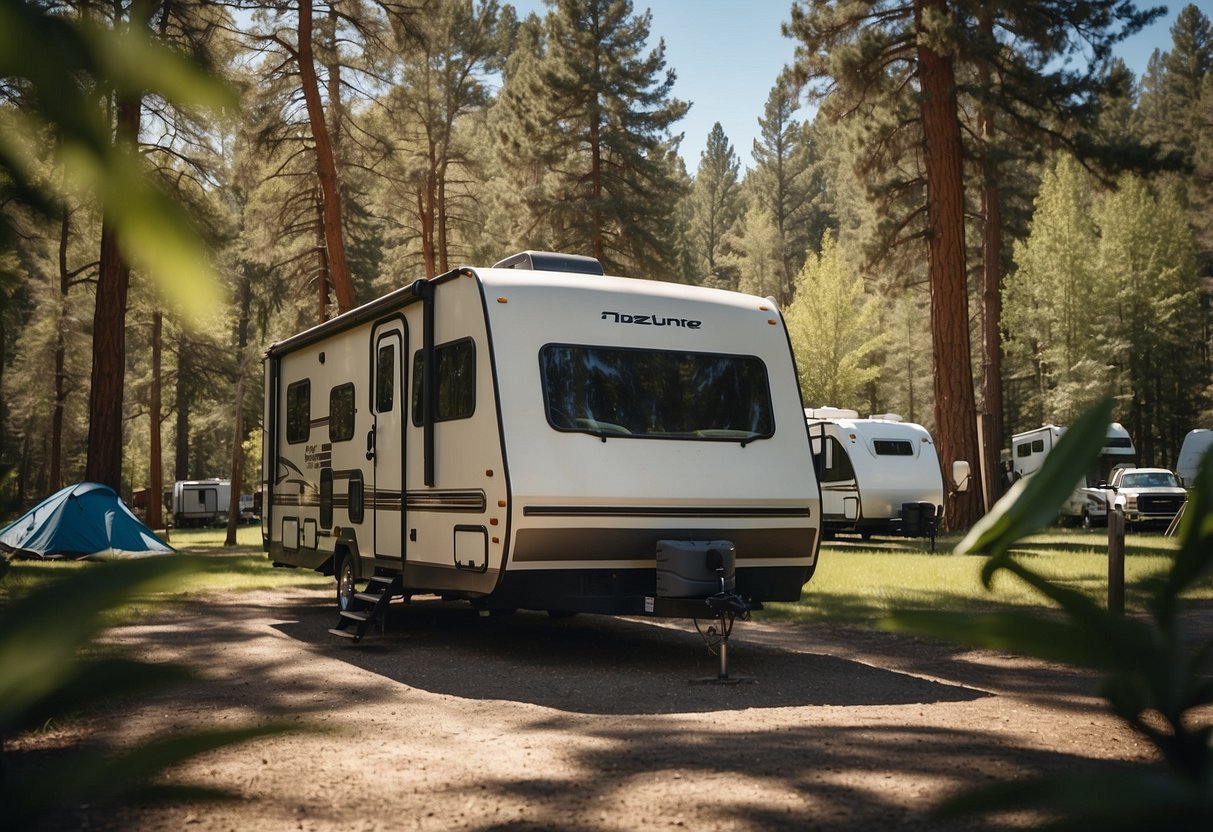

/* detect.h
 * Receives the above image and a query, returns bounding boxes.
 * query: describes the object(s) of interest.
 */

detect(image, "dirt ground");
[14,583,1207,832]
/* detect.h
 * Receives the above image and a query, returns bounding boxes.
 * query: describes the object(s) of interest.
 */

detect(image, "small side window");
[1016,443,1030,458]
[320,468,334,529]
[286,380,311,444]
[873,440,913,456]
[348,471,365,523]
[329,383,355,442]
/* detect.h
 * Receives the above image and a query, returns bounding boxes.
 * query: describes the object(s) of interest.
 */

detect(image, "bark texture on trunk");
[915,0,984,529]
[298,0,355,314]
[150,309,164,529]
[85,90,141,491]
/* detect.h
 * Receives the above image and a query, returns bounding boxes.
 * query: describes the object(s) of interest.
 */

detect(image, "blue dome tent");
[0,482,174,560]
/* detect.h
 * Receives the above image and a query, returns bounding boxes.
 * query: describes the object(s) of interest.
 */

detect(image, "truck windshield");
[1120,472,1179,488]
[539,344,774,442]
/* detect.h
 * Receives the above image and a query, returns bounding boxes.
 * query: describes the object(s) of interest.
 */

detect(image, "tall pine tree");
[494,0,688,275]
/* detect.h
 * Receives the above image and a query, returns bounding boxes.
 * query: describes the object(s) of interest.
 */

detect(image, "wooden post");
[1108,505,1125,613]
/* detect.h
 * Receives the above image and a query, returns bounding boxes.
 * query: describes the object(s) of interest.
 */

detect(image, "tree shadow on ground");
[274,596,989,715]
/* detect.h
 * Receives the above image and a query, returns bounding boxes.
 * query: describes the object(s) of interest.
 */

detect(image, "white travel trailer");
[804,408,945,539]
[1009,422,1136,527]
[1177,429,1213,487]
[172,479,231,527]
[262,252,822,642]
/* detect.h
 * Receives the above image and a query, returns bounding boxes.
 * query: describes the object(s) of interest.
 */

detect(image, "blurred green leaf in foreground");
[886,397,1213,829]
[0,556,293,829]
[0,0,237,318]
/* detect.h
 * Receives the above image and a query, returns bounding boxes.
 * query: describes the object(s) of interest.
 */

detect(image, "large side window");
[539,344,773,442]
[286,380,311,444]
[412,338,476,426]
[376,342,395,413]
[329,383,355,442]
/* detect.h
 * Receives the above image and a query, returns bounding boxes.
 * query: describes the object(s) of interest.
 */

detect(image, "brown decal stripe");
[407,490,487,512]
[273,494,321,507]
[512,527,814,563]
[275,489,486,513]
[522,505,811,519]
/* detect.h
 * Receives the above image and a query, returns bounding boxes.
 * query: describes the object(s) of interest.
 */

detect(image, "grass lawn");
[0,524,329,605]
[760,527,1210,626]
[4,526,1208,629]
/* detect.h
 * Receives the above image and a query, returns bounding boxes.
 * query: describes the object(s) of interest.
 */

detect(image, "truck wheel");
[1081,511,1094,530]
[336,553,357,611]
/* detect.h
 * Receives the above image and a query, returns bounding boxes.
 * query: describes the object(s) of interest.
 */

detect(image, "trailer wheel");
[336,553,357,611]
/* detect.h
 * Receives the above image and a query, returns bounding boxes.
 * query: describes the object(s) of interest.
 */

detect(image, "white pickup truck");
[1106,467,1187,526]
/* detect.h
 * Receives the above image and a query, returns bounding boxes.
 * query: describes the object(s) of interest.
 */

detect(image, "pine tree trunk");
[915,0,984,530]
[174,332,190,483]
[298,0,355,313]
[225,273,252,546]
[149,310,163,529]
[85,92,140,490]
[50,204,71,491]
[980,175,1004,505]
[589,116,604,261]
[978,12,1004,506]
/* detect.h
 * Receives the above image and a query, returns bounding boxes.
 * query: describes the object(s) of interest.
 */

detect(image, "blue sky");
[509,1,1185,170]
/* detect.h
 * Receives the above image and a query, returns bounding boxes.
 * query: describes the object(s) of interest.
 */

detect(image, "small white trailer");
[1009,422,1136,527]
[261,252,822,648]
[804,408,945,539]
[172,479,231,527]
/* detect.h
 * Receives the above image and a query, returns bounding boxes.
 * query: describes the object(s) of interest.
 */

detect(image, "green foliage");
[885,398,1213,829]
[1004,152,1203,458]
[492,0,689,275]
[1003,154,1108,425]
[784,233,884,408]
[745,81,827,305]
[0,0,235,320]
[688,122,742,286]
[0,556,294,828]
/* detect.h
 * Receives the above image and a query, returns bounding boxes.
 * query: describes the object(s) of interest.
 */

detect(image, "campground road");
[16,585,1194,831]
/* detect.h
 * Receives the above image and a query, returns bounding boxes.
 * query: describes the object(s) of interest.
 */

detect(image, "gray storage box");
[655,540,736,598]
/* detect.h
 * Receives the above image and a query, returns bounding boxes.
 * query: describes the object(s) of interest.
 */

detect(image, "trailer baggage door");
[372,320,407,559]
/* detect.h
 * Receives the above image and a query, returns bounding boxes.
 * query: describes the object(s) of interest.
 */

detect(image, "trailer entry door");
[372,320,407,560]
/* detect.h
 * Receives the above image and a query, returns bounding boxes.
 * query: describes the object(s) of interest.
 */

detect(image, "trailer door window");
[286,380,310,444]
[411,338,476,426]
[376,344,395,412]
[813,436,856,483]
[539,344,774,442]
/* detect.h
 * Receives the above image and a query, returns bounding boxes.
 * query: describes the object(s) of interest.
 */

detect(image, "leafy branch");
[885,398,1213,829]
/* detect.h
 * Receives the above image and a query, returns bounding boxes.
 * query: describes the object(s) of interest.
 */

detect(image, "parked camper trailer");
[1009,423,1136,527]
[172,479,231,527]
[1177,429,1213,487]
[262,252,821,638]
[804,408,945,539]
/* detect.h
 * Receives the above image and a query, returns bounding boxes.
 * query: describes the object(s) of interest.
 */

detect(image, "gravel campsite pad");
[17,586,1210,831]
